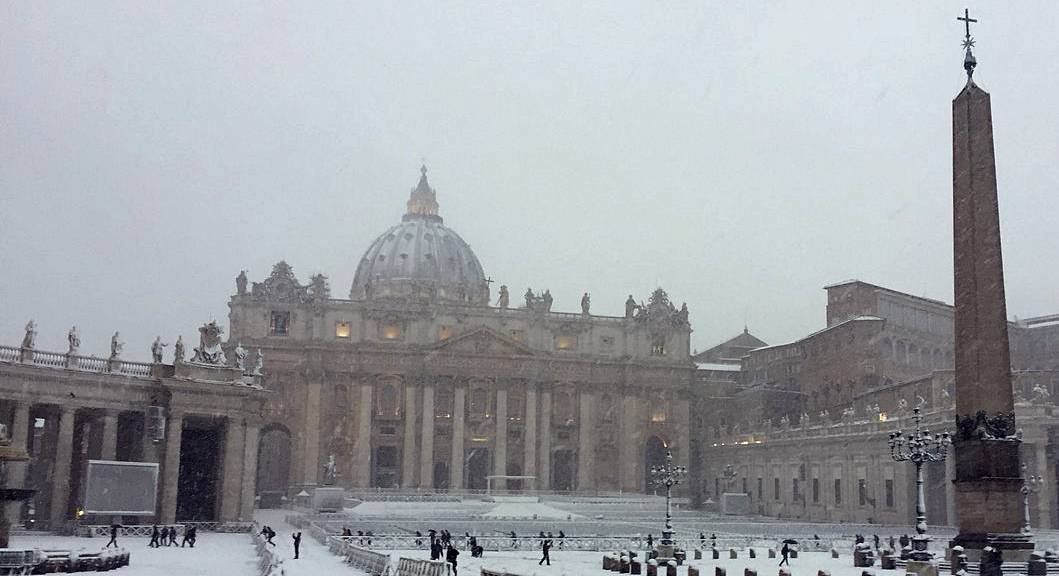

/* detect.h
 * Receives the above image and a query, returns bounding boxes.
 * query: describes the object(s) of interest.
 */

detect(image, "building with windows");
[231,167,696,495]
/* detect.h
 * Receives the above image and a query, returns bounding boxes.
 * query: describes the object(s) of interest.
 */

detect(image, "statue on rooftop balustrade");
[233,342,248,371]
[191,321,226,365]
[174,335,185,364]
[20,321,36,350]
[581,293,591,315]
[109,332,123,360]
[497,285,509,309]
[67,326,80,355]
[236,270,248,296]
[151,336,167,364]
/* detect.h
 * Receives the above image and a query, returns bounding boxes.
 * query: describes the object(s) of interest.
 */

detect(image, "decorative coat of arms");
[251,261,313,303]
[191,320,227,365]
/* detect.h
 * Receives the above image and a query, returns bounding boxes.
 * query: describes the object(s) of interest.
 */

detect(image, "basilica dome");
[351,167,488,304]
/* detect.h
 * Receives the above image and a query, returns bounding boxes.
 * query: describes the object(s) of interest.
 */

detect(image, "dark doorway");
[433,461,449,490]
[373,446,399,488]
[466,448,490,490]
[552,449,576,491]
[925,461,948,525]
[645,436,667,494]
[257,425,292,494]
[507,463,523,492]
[176,422,222,521]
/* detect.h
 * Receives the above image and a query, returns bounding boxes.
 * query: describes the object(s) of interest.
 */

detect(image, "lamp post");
[888,407,950,562]
[1020,463,1043,535]
[650,449,687,557]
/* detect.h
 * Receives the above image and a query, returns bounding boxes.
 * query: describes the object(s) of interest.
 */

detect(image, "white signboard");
[84,460,159,515]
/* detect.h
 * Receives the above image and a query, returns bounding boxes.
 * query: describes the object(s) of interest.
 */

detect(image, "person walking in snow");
[168,526,179,546]
[148,525,160,548]
[292,532,302,559]
[105,524,123,548]
[539,538,553,566]
[160,526,170,547]
[446,544,460,576]
[779,542,791,566]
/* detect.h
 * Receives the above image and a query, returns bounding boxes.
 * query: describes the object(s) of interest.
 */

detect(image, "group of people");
[416,528,561,573]
[259,525,302,559]
[148,524,197,548]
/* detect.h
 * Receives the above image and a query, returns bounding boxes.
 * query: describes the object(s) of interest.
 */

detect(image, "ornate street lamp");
[1020,463,1043,535]
[888,407,950,562]
[650,449,687,556]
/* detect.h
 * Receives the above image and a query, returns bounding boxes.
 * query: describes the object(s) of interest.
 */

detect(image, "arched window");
[470,388,488,418]
[435,389,453,418]
[378,383,399,417]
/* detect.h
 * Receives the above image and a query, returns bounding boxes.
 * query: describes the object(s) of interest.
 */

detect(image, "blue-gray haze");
[2,2,1057,359]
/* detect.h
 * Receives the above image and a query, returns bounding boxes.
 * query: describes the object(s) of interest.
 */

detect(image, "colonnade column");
[220,416,245,521]
[945,448,957,527]
[450,386,466,489]
[576,391,595,491]
[240,419,260,521]
[161,411,184,523]
[538,389,551,491]
[100,410,119,461]
[49,406,76,529]
[6,403,31,527]
[401,386,417,488]
[303,381,322,485]
[523,386,537,490]
[1036,442,1053,529]
[493,388,508,491]
[419,385,435,488]
[353,384,373,487]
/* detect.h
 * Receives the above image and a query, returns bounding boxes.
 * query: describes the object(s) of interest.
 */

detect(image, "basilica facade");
[232,168,696,495]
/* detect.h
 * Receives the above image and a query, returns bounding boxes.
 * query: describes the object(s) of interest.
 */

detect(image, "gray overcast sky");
[2,2,1057,361]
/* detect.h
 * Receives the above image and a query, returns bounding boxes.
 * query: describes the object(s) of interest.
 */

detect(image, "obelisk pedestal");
[948,73,1032,561]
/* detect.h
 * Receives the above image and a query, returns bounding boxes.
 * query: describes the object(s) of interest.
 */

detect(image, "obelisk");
[949,11,1031,561]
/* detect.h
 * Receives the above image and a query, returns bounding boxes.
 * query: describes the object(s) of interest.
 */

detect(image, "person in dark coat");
[169,527,179,546]
[779,543,791,566]
[873,534,880,550]
[160,526,170,547]
[647,534,654,548]
[187,526,197,548]
[446,544,460,576]
[149,525,160,548]
[558,530,565,550]
[292,532,302,559]
[105,524,122,548]
[539,538,553,566]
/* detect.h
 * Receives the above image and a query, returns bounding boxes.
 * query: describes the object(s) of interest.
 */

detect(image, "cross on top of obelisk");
[958,8,978,79]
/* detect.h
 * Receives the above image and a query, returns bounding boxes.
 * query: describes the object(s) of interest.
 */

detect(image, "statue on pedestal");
[323,454,337,485]
[252,348,264,376]
[581,293,591,315]
[236,270,248,296]
[543,290,553,312]
[233,342,248,371]
[174,336,185,364]
[20,321,36,350]
[67,326,80,355]
[151,336,167,364]
[191,321,227,365]
[625,295,637,318]
[497,285,509,309]
[109,332,123,360]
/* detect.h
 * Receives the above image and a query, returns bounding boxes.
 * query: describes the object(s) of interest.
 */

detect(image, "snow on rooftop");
[695,362,742,372]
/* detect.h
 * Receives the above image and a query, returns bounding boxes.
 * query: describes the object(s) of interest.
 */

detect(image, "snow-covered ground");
[254,508,360,576]
[7,532,257,576]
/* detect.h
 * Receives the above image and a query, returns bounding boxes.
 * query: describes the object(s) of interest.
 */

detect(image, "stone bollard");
[980,546,1003,576]
[880,549,896,570]
[949,546,967,575]
[831,549,840,559]
[647,559,658,576]
[676,550,686,566]
[622,555,631,573]
[604,555,613,571]
[667,561,677,576]
[695,549,703,560]
[745,570,757,576]
[688,567,699,576]
[789,550,798,559]
[768,549,777,559]
[819,571,830,576]
[1029,552,1048,576]
[632,560,642,575]
[730,549,738,559]
[899,546,911,561]
[1045,549,1059,564]
[716,567,727,576]
[862,571,875,576]
[713,548,720,560]
[779,568,792,576]
[749,549,757,559]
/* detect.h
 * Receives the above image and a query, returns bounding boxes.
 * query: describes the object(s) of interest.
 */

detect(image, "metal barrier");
[80,521,254,538]
[327,535,391,576]
[395,556,450,576]
[251,522,283,576]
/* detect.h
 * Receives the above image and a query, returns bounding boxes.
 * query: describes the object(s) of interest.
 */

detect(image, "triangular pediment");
[428,326,536,357]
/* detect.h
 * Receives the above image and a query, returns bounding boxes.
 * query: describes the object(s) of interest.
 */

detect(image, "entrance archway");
[644,436,668,494]
[257,424,292,495]
[466,448,490,490]
[552,449,576,491]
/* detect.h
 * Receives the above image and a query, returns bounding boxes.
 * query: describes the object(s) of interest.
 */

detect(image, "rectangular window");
[438,325,452,341]
[651,336,667,356]
[885,479,894,508]
[270,311,290,336]
[555,335,577,351]
[381,324,402,340]
[813,478,820,503]
[834,478,842,504]
[858,479,867,506]
[774,477,780,500]
[335,321,351,339]
[757,477,763,501]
